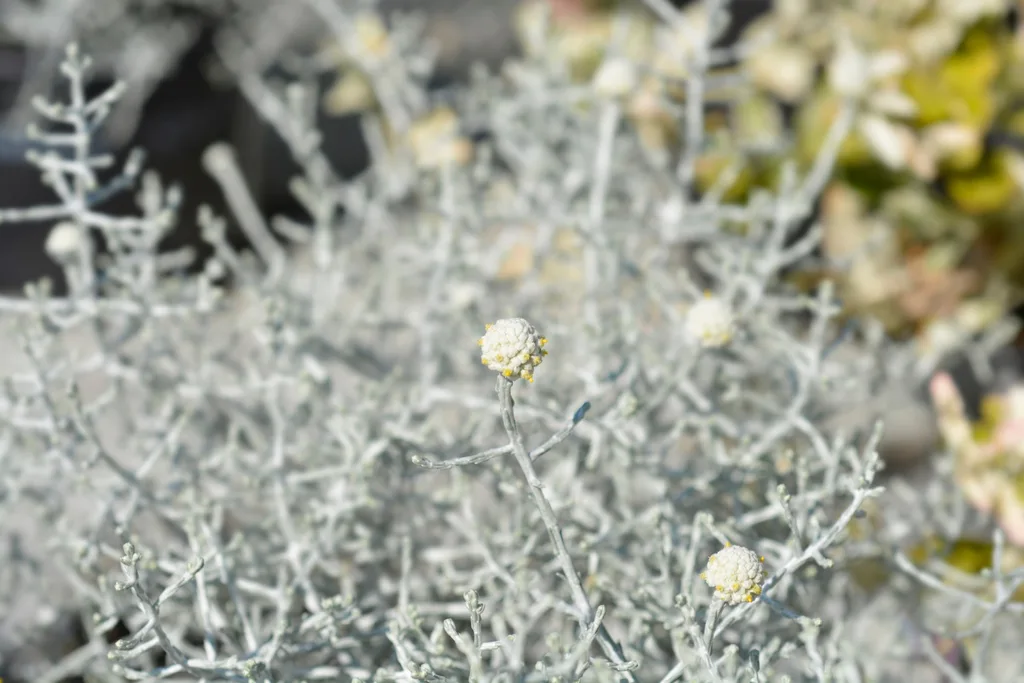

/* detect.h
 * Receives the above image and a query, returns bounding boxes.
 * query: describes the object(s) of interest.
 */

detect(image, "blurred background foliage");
[2,2,1024,677]
[315,0,1024,594]
[3,0,1024,592]
[508,0,1024,366]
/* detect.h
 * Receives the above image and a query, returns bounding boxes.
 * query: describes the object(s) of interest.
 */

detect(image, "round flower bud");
[592,57,638,99]
[45,222,84,263]
[685,292,735,347]
[204,257,227,282]
[479,318,548,383]
[701,544,767,605]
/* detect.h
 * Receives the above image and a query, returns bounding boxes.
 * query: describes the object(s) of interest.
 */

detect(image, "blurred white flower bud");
[479,317,548,383]
[204,257,227,282]
[685,293,735,348]
[592,57,638,99]
[747,44,815,102]
[44,222,84,263]
[701,544,767,605]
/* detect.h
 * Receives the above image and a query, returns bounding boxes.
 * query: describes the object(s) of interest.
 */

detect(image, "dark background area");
[0,0,771,293]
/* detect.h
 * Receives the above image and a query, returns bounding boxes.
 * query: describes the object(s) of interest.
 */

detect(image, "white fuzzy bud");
[701,544,767,605]
[592,57,638,99]
[479,318,548,383]
[44,222,84,263]
[685,293,735,347]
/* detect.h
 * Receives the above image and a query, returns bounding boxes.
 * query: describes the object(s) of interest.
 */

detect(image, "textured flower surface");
[479,318,548,383]
[686,293,735,347]
[701,544,767,605]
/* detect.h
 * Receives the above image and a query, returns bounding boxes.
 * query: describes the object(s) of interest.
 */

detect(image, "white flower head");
[686,292,735,348]
[45,221,84,263]
[479,318,548,383]
[701,544,767,605]
[592,57,638,99]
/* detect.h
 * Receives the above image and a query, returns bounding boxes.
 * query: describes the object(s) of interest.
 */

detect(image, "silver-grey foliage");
[1,1,1023,682]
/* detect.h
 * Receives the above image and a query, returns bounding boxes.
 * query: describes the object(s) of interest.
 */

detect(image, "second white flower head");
[479,318,548,383]
[686,292,735,348]
[45,222,84,263]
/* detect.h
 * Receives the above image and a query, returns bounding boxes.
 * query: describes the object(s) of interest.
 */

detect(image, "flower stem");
[496,376,636,681]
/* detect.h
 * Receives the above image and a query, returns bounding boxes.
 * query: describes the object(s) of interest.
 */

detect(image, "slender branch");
[495,376,637,682]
